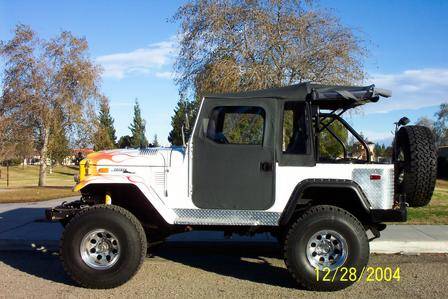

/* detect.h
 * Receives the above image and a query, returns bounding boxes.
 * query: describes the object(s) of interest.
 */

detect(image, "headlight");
[78,158,90,182]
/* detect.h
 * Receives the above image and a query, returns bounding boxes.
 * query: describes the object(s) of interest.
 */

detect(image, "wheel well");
[81,184,169,230]
[285,186,371,227]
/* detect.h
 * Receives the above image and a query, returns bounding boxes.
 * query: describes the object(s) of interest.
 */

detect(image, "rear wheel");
[60,205,147,289]
[284,205,369,291]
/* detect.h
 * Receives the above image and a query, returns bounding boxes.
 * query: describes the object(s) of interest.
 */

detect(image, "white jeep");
[47,83,437,291]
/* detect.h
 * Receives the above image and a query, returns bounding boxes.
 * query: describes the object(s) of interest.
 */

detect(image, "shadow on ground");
[0,250,75,285]
[152,241,298,289]
[0,240,298,289]
[0,204,296,289]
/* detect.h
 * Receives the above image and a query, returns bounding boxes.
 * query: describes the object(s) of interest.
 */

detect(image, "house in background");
[351,141,376,161]
[63,148,94,166]
[22,148,94,166]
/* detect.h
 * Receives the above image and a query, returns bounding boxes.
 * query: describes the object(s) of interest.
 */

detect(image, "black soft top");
[206,82,391,110]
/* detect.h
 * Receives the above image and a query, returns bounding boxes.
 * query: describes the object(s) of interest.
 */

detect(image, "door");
[192,98,276,210]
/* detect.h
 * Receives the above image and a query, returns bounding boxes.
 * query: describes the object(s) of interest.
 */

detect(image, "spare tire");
[395,125,437,207]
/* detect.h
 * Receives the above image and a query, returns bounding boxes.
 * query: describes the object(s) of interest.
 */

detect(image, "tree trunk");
[49,154,53,174]
[38,128,50,187]
[6,163,10,187]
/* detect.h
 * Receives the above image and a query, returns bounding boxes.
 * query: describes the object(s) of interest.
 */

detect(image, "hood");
[86,147,185,167]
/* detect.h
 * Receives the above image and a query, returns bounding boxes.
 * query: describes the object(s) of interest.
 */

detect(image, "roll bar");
[318,113,371,162]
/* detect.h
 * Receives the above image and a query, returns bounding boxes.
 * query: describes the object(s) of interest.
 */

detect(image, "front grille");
[154,171,165,186]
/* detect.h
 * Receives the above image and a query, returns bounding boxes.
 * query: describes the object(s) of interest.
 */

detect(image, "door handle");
[260,161,273,172]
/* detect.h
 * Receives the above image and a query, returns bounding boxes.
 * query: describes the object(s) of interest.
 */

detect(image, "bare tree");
[0,24,102,186]
[415,116,435,130]
[169,0,366,144]
[173,0,366,99]
[434,103,448,146]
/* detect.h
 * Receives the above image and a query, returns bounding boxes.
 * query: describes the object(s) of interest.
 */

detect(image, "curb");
[370,240,448,254]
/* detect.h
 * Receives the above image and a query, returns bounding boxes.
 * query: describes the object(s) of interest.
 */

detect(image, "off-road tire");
[60,205,147,289]
[284,205,369,291]
[395,125,437,207]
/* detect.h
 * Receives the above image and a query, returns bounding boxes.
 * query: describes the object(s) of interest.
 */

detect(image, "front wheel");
[60,205,147,289]
[284,205,369,291]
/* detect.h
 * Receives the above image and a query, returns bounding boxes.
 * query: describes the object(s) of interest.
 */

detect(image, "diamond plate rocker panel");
[173,209,281,226]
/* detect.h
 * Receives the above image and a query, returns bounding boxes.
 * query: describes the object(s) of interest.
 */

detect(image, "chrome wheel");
[80,229,120,270]
[306,230,348,270]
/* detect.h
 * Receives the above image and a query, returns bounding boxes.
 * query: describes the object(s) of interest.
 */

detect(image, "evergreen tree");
[152,134,160,147]
[168,98,199,146]
[117,135,132,148]
[129,99,149,148]
[98,97,117,146]
[48,107,71,164]
[319,121,349,159]
[93,97,116,150]
[49,124,71,164]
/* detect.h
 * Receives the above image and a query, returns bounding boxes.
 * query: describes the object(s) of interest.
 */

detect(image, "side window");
[282,102,308,154]
[206,106,265,145]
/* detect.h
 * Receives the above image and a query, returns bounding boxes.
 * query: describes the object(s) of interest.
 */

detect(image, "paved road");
[0,243,447,298]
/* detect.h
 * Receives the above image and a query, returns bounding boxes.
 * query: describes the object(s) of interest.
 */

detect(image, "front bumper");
[45,200,84,222]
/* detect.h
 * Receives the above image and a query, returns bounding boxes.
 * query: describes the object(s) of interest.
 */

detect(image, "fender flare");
[279,179,371,225]
[74,177,178,224]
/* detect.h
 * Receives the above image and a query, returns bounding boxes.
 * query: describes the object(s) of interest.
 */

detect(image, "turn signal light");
[370,174,381,180]
[98,168,109,173]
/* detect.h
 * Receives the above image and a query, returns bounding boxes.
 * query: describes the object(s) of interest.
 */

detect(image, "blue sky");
[1,0,447,145]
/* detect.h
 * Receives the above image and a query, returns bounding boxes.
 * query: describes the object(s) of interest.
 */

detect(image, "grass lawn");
[0,165,78,203]
[407,179,448,224]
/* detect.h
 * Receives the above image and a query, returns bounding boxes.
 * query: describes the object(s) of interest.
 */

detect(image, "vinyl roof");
[206,82,391,110]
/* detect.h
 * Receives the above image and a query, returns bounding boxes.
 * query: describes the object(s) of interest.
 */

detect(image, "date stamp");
[315,267,400,282]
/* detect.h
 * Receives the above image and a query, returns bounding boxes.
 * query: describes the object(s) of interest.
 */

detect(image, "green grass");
[407,180,448,224]
[0,165,78,188]
[0,165,78,203]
